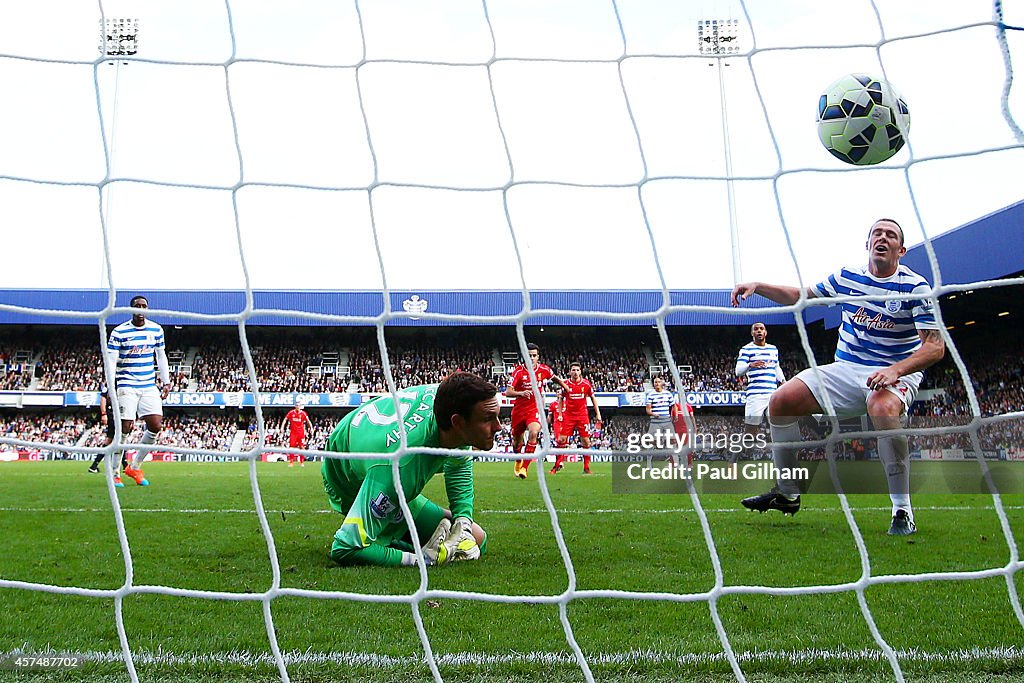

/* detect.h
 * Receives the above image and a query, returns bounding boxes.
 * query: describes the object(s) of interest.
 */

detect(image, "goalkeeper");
[322,372,499,567]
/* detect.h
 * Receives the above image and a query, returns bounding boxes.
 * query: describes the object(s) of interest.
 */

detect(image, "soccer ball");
[816,74,910,165]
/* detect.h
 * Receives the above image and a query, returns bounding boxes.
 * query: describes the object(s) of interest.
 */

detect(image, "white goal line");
[4,645,1022,670]
[0,504,1021,515]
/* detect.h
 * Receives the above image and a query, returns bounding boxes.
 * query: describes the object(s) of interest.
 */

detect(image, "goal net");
[0,1,1022,681]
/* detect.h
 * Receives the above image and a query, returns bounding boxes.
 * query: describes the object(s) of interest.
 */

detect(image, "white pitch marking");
[0,505,1021,515]
[3,646,1022,669]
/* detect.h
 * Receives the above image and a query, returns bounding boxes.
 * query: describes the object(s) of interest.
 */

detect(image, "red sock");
[553,454,566,469]
[522,442,536,472]
[583,455,592,469]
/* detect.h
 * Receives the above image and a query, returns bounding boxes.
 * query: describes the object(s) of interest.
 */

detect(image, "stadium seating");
[1,326,1019,456]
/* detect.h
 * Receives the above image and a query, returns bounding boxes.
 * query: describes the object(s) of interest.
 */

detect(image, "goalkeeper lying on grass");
[322,372,498,567]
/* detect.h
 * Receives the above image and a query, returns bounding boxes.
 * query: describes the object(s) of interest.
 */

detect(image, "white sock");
[769,420,802,497]
[133,429,158,468]
[878,433,912,520]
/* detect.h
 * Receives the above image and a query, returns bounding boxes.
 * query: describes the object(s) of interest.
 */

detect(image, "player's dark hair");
[434,372,498,432]
[130,295,149,307]
[526,343,539,352]
[570,362,581,370]
[871,218,904,246]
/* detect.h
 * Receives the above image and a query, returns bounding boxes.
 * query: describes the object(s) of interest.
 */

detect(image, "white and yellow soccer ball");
[816,74,910,165]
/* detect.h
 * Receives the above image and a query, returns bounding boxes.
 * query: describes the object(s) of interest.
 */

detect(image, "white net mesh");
[1,1,1023,681]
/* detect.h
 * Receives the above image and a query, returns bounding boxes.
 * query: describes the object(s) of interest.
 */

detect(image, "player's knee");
[867,394,903,428]
[869,411,903,431]
[767,392,800,425]
[767,391,785,414]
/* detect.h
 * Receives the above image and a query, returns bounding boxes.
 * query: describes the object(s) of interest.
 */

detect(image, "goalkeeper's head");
[435,372,501,451]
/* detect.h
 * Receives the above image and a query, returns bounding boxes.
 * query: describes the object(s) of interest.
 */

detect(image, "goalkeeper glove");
[421,518,451,566]
[443,517,481,562]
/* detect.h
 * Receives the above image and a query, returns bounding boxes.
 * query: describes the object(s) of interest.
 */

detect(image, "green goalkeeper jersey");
[321,384,475,566]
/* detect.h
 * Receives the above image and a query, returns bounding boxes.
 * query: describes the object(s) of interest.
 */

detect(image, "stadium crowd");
[1,326,1021,458]
[1,414,88,447]
[348,340,496,393]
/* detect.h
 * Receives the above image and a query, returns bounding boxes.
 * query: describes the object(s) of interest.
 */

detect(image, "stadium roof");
[2,201,1021,328]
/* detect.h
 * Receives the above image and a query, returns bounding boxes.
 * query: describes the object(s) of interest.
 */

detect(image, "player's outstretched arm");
[731,282,814,307]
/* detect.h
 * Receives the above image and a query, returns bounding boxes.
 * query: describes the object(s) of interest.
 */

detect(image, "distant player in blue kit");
[734,322,785,463]
[106,295,171,487]
[643,375,679,469]
[731,219,944,535]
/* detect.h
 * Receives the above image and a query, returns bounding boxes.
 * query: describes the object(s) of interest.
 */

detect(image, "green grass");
[1,460,1023,682]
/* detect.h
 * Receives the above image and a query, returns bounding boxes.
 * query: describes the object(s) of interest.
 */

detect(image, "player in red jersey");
[550,362,603,475]
[672,397,696,468]
[505,343,567,479]
[280,402,314,467]
[548,399,563,444]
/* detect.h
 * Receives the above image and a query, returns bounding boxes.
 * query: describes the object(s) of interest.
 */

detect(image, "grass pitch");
[1,460,1022,682]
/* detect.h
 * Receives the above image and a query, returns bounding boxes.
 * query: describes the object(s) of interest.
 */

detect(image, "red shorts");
[558,417,591,441]
[511,410,541,440]
[289,433,306,448]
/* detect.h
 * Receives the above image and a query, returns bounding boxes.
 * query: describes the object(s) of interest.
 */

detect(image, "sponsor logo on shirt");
[850,307,896,330]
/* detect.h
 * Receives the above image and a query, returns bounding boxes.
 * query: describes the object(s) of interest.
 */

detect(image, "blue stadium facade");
[1,199,1020,328]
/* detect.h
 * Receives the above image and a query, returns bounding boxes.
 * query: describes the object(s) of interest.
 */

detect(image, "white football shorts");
[790,361,922,417]
[743,393,772,426]
[116,386,163,420]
